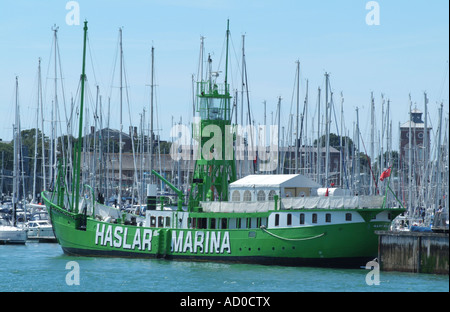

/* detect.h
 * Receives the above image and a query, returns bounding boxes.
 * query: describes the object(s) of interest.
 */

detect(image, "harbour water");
[1,242,448,293]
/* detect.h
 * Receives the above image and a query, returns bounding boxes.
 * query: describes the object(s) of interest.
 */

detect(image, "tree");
[0,141,14,171]
[313,133,355,153]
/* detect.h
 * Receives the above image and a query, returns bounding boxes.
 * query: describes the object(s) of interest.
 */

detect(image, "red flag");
[379,167,391,181]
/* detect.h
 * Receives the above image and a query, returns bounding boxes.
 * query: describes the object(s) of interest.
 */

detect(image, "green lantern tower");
[188,20,237,211]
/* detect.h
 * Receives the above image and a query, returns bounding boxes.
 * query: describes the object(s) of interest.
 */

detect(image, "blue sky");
[0,0,448,154]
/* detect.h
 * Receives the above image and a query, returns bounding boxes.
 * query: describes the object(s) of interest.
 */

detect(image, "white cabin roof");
[229,174,321,189]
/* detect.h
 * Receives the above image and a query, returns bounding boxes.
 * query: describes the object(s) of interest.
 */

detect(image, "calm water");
[1,242,448,293]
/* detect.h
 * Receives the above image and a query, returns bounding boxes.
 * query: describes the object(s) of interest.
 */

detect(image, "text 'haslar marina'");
[94,224,231,254]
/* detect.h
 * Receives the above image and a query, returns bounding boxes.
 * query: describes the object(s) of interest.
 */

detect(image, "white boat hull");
[27,227,56,242]
[0,226,27,244]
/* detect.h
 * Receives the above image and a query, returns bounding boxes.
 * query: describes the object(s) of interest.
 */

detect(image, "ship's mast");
[188,20,236,211]
[72,21,88,213]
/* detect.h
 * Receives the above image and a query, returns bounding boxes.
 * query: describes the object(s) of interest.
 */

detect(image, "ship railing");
[200,195,389,213]
[281,196,386,210]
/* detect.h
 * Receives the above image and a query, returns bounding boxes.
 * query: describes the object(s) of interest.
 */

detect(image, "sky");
[0,0,448,156]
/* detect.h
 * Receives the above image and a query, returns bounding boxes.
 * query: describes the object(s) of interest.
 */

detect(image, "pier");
[376,231,449,275]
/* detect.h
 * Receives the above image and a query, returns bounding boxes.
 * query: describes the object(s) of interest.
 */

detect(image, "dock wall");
[376,231,449,274]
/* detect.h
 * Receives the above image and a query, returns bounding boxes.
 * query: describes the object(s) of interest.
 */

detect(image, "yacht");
[0,215,27,244]
[26,219,56,243]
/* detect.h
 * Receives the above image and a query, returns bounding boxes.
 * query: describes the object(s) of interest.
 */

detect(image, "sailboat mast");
[295,60,300,173]
[32,59,41,203]
[324,72,330,186]
[13,77,19,226]
[277,96,282,174]
[340,92,344,187]
[40,69,46,191]
[150,46,154,185]
[316,87,321,184]
[408,95,412,217]
[356,107,361,194]
[72,21,88,213]
[119,27,123,206]
[370,92,375,195]
[423,92,428,205]
[435,103,443,213]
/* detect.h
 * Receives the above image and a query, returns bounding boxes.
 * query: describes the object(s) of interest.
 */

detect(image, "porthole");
[345,213,352,221]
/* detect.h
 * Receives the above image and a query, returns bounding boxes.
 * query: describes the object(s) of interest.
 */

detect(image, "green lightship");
[42,21,404,268]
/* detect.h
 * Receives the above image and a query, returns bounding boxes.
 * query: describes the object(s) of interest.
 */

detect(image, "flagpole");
[382,165,405,210]
[381,168,391,209]
[388,184,405,210]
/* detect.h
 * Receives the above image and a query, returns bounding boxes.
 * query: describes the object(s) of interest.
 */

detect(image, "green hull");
[43,191,403,268]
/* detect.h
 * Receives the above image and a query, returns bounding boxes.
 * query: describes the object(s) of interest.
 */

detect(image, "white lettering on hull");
[95,225,230,255]
[171,231,231,254]
[95,224,152,251]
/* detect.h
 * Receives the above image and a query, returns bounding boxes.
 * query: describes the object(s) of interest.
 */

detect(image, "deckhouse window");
[312,213,318,224]
[268,190,276,201]
[243,190,252,202]
[300,213,305,225]
[232,190,241,202]
[287,213,292,226]
[257,190,266,201]
[325,213,331,223]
